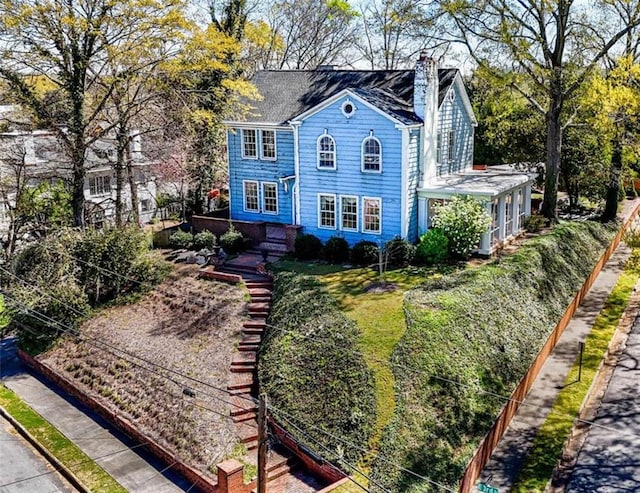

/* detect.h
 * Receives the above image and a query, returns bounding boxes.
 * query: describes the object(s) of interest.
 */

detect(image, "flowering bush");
[432,195,491,259]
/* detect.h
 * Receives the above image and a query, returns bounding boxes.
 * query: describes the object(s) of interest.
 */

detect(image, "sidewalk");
[1,338,190,493]
[476,200,640,491]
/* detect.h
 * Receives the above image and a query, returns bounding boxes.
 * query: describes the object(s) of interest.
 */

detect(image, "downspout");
[291,121,301,225]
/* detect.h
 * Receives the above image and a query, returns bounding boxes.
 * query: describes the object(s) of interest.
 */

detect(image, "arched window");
[361,136,381,172]
[317,134,336,169]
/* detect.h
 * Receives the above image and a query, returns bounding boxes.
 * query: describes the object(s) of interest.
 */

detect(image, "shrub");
[193,230,217,250]
[415,228,449,265]
[259,272,376,467]
[323,236,350,263]
[294,234,322,260]
[168,230,193,249]
[351,241,379,265]
[524,213,547,233]
[432,195,492,259]
[220,226,245,255]
[75,226,168,304]
[385,237,416,266]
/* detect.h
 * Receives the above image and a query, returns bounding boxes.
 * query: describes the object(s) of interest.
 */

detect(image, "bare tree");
[259,0,361,69]
[358,0,445,69]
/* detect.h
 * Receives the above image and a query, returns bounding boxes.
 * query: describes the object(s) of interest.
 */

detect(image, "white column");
[511,189,519,236]
[524,184,532,216]
[480,201,492,254]
[498,195,506,242]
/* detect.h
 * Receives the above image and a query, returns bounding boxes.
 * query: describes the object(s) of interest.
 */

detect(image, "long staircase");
[202,253,305,485]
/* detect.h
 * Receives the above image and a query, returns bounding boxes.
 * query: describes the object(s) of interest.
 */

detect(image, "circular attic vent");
[341,100,356,118]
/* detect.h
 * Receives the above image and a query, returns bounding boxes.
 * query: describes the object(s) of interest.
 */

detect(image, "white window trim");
[361,136,382,173]
[89,175,112,196]
[340,195,359,232]
[362,196,382,234]
[318,193,337,230]
[260,129,277,161]
[261,181,278,215]
[243,180,259,212]
[317,133,336,170]
[241,129,258,160]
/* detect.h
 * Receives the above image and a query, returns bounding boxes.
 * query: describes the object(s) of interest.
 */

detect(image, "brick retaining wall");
[18,351,219,493]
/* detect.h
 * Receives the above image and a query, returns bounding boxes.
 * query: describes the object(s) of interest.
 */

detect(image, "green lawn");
[270,259,456,448]
[0,385,126,492]
[512,252,640,492]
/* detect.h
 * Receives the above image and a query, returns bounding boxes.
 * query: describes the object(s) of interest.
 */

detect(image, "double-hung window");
[318,194,336,228]
[317,134,336,169]
[363,198,381,233]
[362,136,381,172]
[243,180,259,212]
[436,133,443,163]
[260,130,276,160]
[262,182,278,214]
[89,175,111,196]
[242,129,258,159]
[341,196,358,231]
[447,131,455,162]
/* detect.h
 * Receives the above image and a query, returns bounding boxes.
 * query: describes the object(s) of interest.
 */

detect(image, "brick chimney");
[414,51,439,184]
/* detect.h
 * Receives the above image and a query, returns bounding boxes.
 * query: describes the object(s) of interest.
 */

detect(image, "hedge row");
[369,220,617,491]
[258,272,376,467]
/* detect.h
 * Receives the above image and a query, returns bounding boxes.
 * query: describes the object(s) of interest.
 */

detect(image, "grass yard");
[512,250,640,492]
[0,385,126,492]
[271,260,459,447]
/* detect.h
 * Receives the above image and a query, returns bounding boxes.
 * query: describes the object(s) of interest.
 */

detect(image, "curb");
[0,401,90,493]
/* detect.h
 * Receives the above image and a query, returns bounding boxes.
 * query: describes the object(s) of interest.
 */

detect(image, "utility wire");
[1,287,258,411]
[9,248,633,485]
[3,295,259,425]
[271,405,458,493]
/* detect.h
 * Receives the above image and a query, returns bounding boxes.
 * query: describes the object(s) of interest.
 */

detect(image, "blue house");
[224,53,536,255]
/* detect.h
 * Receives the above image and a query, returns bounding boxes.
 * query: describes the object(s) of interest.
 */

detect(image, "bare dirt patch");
[40,264,248,478]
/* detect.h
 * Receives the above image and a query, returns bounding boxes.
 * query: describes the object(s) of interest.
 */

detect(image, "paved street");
[0,413,76,492]
[567,314,640,493]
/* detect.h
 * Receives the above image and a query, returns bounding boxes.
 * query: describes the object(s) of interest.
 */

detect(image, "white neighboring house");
[0,129,157,231]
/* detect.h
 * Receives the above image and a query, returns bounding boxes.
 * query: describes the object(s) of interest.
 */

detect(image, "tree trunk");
[126,145,140,226]
[114,156,125,228]
[541,85,563,222]
[71,144,86,228]
[602,135,622,222]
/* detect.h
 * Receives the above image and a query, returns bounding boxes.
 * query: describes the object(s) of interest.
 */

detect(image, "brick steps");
[248,302,270,314]
[198,267,242,284]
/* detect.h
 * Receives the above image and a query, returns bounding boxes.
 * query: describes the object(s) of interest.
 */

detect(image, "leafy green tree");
[580,58,640,221]
[0,0,189,227]
[442,0,640,222]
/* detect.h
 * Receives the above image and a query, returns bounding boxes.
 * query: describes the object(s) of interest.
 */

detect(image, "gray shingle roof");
[240,68,458,125]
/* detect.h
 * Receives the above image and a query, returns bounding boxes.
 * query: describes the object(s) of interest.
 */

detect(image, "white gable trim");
[439,73,478,127]
[223,121,292,130]
[290,89,405,126]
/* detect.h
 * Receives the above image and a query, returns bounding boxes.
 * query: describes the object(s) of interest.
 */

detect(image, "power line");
[1,289,258,412]
[11,246,635,485]
[270,405,458,493]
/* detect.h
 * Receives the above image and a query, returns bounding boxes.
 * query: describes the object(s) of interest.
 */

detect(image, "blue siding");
[405,128,420,242]
[228,128,295,224]
[437,80,475,176]
[297,96,404,245]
